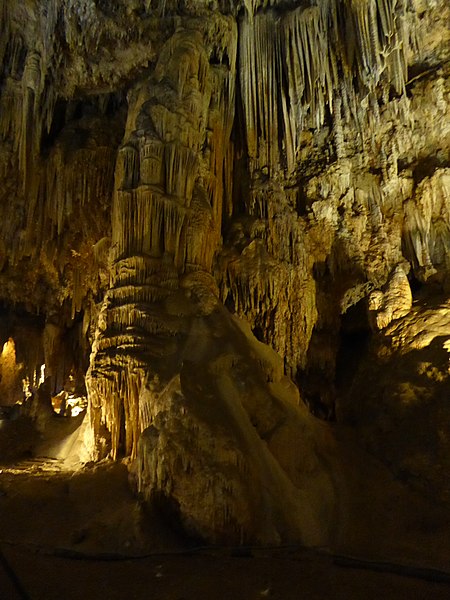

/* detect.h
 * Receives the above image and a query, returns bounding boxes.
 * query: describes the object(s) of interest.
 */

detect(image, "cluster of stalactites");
[1,1,62,185]
[239,0,415,175]
[112,25,237,273]
[87,366,148,460]
[0,0,150,195]
[403,169,450,280]
[0,1,121,286]
[25,147,115,261]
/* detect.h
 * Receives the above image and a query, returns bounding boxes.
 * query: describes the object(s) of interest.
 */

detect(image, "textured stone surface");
[0,0,449,545]
[339,293,450,503]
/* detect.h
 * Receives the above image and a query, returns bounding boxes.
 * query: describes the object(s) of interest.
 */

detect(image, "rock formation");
[0,0,449,546]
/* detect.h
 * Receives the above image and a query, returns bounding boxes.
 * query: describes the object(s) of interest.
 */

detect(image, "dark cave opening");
[251,325,265,343]
[335,298,372,394]
[224,293,236,314]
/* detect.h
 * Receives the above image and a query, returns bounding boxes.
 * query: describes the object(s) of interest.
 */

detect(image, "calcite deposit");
[0,0,449,545]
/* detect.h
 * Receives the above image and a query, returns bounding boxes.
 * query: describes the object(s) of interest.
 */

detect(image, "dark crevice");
[251,325,265,343]
[335,299,371,393]
[406,62,441,88]
[41,97,68,153]
[412,156,446,185]
[229,42,251,220]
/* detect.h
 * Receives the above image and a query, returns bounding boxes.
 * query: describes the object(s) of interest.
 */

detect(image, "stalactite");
[14,146,116,264]
[333,97,346,159]
[164,143,198,199]
[402,170,450,279]
[113,189,187,264]
[139,140,164,187]
[87,366,146,459]
[240,0,412,176]
[117,145,140,190]
[239,12,281,173]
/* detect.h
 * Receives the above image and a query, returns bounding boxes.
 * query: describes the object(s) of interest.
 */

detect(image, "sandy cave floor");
[1,457,450,600]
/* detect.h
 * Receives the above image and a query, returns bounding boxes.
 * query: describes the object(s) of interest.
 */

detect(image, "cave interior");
[0,0,450,598]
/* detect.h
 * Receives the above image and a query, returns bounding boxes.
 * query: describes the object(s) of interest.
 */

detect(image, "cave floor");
[1,460,450,600]
[2,543,450,600]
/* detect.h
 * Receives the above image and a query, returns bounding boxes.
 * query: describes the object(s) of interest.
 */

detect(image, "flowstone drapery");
[86,21,237,460]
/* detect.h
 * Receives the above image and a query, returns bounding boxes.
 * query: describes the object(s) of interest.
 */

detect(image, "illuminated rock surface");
[0,0,449,570]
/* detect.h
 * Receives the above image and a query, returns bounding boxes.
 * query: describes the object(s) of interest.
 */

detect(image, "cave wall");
[0,0,449,544]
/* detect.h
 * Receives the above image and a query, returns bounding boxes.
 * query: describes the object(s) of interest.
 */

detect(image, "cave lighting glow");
[39,363,46,385]
[1,338,15,359]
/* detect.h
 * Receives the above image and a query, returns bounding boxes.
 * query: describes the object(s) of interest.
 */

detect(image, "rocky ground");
[3,543,450,600]
[1,424,450,600]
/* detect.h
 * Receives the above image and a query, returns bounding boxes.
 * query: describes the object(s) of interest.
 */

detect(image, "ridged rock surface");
[0,0,449,545]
